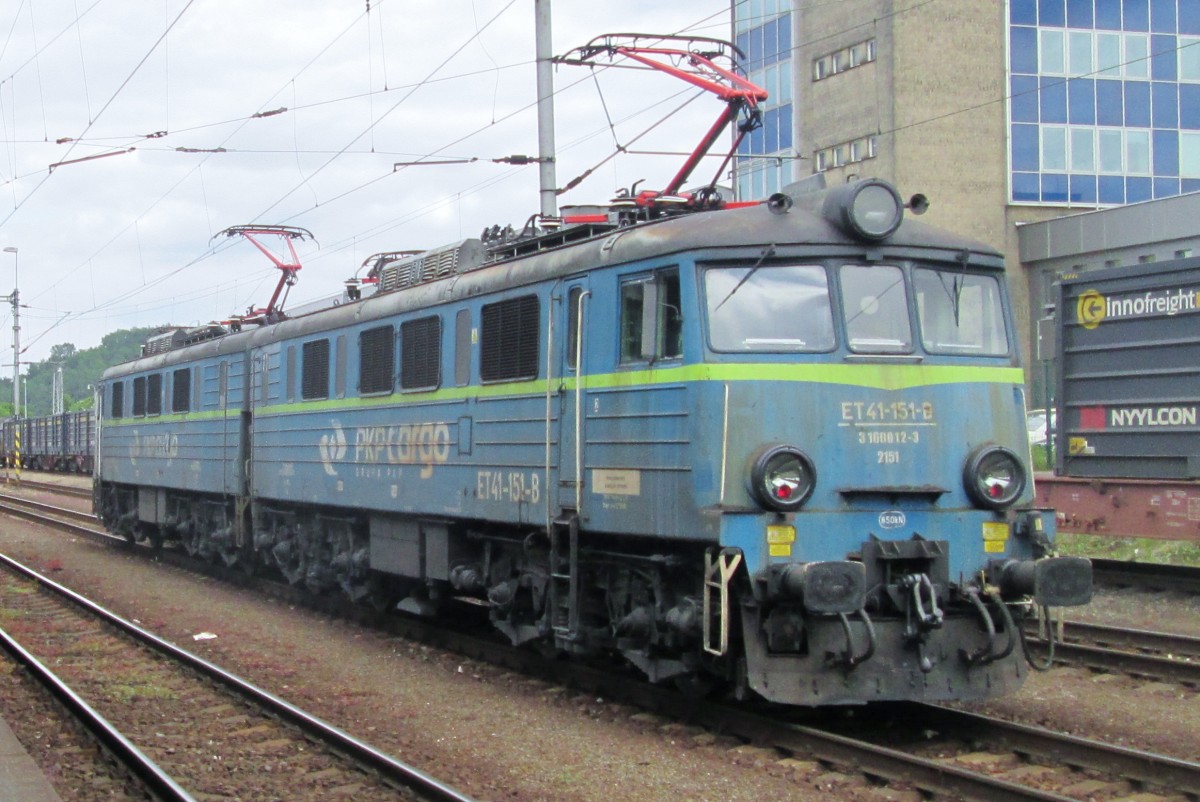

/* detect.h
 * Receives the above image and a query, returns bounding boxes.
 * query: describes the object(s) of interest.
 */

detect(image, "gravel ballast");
[2,505,1199,800]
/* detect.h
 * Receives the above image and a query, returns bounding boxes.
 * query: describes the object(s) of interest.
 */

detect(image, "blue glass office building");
[1010,0,1200,205]
[733,0,794,201]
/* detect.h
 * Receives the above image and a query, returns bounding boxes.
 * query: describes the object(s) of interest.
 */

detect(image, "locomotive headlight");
[750,445,816,512]
[963,445,1026,509]
[822,179,905,241]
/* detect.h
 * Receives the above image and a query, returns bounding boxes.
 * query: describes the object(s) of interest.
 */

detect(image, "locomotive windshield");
[705,264,835,352]
[704,263,1009,356]
[912,268,1009,355]
[840,265,912,353]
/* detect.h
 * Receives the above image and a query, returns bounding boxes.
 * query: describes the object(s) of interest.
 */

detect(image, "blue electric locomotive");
[94,175,1092,706]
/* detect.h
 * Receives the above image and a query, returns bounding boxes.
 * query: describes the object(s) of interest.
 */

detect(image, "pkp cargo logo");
[319,420,347,476]
[878,510,906,530]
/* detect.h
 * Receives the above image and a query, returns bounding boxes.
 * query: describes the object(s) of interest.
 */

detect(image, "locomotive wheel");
[366,577,401,612]
[672,672,723,700]
[732,656,752,702]
[178,526,203,558]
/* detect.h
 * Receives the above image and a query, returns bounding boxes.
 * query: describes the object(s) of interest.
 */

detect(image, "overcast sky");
[0,0,731,365]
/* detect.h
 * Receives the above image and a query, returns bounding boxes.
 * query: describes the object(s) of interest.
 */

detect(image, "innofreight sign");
[1076,286,1200,329]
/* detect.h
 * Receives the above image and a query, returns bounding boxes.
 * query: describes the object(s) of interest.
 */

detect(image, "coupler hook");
[903,573,943,631]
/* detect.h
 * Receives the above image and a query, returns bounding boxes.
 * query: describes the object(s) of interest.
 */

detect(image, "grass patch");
[1055,533,1200,566]
[1030,444,1052,471]
[108,682,178,704]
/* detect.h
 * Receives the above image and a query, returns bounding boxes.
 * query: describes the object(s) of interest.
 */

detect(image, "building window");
[1181,132,1200,177]
[1182,37,1200,82]
[172,368,190,413]
[480,295,539,382]
[1068,31,1092,75]
[1124,34,1149,79]
[359,325,395,395]
[400,316,441,390]
[1041,126,1067,171]
[302,339,330,400]
[1175,249,1193,259]
[1125,130,1151,174]
[1098,129,1124,172]
[1039,29,1064,74]
[1070,128,1095,171]
[850,40,874,67]
[1096,33,1121,77]
[814,135,877,174]
[812,38,875,82]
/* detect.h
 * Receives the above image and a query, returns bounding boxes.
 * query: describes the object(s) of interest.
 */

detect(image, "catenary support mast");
[535,0,557,220]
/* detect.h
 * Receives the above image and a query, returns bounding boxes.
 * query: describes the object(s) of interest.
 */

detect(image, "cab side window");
[110,382,124,419]
[620,268,681,363]
[302,339,330,400]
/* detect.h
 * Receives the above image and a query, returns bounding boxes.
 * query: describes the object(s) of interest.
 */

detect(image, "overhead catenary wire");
[0,0,197,229]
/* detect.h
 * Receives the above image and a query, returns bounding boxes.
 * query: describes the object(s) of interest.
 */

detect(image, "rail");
[0,546,479,802]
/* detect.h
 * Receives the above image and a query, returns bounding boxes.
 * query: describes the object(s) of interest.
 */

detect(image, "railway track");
[0,645,158,800]
[1091,557,1200,594]
[5,496,1200,801]
[0,474,92,499]
[0,549,477,802]
[11,486,1200,695]
[1025,620,1200,687]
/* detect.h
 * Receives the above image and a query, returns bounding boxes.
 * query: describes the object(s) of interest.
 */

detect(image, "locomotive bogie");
[93,180,1092,706]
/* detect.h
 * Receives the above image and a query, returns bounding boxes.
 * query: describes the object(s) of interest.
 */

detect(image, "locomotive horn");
[907,193,930,214]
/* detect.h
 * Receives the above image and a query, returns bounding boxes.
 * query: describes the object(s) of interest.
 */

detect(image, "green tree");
[18,327,162,416]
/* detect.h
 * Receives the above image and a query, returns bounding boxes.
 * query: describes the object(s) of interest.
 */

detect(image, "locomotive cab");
[695,179,1092,703]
